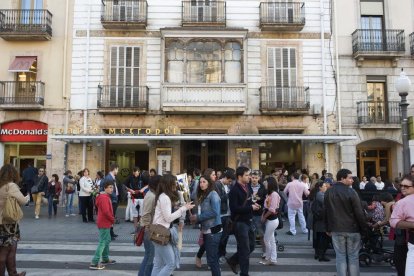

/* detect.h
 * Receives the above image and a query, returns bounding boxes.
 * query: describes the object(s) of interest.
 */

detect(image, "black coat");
[229,182,253,223]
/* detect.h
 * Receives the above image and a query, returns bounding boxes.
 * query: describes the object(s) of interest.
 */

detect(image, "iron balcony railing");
[260,86,310,111]
[410,32,414,56]
[357,101,401,124]
[0,9,52,37]
[182,1,226,25]
[98,85,148,109]
[101,0,147,25]
[352,29,405,54]
[260,2,305,25]
[0,81,45,106]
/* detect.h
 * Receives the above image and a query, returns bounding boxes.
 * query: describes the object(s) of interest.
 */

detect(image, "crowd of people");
[0,163,413,276]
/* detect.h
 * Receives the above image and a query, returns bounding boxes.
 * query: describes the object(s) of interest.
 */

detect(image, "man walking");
[226,166,260,275]
[284,172,309,235]
[324,169,367,276]
[101,164,120,240]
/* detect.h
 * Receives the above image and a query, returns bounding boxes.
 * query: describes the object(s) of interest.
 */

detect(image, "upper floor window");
[267,47,296,86]
[110,46,140,87]
[165,39,243,84]
[21,0,43,9]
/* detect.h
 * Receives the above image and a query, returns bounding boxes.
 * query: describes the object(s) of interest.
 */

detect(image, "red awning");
[8,56,37,72]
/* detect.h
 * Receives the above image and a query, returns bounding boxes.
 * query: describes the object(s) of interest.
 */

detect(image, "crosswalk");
[15,241,396,276]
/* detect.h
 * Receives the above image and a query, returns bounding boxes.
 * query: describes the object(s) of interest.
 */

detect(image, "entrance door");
[19,158,35,175]
[182,140,226,172]
[362,158,378,179]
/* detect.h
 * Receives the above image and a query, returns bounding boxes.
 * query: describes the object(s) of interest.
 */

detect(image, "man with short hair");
[364,177,378,191]
[375,175,385,190]
[227,167,260,275]
[390,174,414,276]
[324,169,367,276]
[284,172,309,235]
[102,164,119,240]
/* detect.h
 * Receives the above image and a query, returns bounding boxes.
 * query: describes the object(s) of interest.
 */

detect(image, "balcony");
[162,84,245,114]
[410,32,414,56]
[260,86,310,115]
[101,0,147,29]
[352,29,405,65]
[0,81,44,109]
[0,9,52,41]
[259,2,305,31]
[357,101,401,127]
[98,85,148,114]
[182,1,226,27]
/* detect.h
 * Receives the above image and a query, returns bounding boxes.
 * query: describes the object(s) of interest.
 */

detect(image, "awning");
[50,134,358,144]
[8,57,37,72]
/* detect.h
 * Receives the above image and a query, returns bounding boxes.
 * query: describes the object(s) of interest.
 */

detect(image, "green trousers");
[91,228,111,264]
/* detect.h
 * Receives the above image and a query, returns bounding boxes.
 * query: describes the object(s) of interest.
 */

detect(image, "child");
[89,181,116,270]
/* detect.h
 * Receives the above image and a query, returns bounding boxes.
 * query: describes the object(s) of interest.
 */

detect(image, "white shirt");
[375,181,384,190]
[360,181,366,190]
[152,193,188,229]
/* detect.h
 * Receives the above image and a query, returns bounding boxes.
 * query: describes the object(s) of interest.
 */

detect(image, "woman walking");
[190,175,222,276]
[0,164,30,276]
[79,168,94,223]
[260,177,281,266]
[151,174,194,276]
[47,174,62,218]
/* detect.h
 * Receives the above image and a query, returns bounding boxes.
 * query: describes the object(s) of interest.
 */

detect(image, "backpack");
[3,183,24,224]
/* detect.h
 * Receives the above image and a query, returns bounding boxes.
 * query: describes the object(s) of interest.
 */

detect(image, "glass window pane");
[187,61,204,83]
[225,61,240,83]
[206,61,221,83]
[126,47,132,67]
[167,61,184,83]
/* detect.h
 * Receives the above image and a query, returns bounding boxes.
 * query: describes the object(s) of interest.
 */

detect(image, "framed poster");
[156,148,172,175]
[236,148,252,169]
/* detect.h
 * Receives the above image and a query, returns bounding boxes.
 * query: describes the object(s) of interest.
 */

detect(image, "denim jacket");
[197,190,222,232]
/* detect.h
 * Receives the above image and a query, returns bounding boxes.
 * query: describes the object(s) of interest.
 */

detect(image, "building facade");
[335,0,414,180]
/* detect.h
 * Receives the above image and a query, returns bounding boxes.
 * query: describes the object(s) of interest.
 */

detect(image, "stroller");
[359,226,394,266]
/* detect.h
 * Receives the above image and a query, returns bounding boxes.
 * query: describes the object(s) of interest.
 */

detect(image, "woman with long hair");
[151,174,194,276]
[47,174,62,218]
[0,164,29,276]
[190,175,222,276]
[260,177,281,266]
[79,168,94,223]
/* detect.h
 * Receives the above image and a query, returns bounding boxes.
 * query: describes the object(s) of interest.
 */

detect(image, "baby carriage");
[359,226,394,266]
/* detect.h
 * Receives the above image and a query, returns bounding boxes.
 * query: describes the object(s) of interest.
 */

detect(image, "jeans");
[65,193,74,215]
[91,228,111,264]
[264,218,279,263]
[47,194,58,217]
[228,221,255,276]
[151,242,176,276]
[0,242,18,276]
[331,232,361,276]
[219,216,230,257]
[204,232,222,276]
[287,207,307,235]
[406,242,414,276]
[138,230,155,276]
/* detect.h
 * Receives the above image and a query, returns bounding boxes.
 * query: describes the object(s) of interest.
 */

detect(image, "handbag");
[31,184,39,194]
[134,227,145,246]
[3,184,24,224]
[148,224,171,246]
[65,183,75,194]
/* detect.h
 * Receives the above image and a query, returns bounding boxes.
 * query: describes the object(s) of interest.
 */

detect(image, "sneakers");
[101,259,116,265]
[35,215,39,219]
[286,231,296,236]
[89,263,105,270]
[259,260,277,266]
[70,213,76,216]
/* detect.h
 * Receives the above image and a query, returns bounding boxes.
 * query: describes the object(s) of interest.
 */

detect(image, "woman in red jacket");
[47,174,62,218]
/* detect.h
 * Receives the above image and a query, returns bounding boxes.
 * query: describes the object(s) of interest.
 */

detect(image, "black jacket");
[364,181,377,191]
[229,182,253,223]
[34,175,48,194]
[324,182,368,233]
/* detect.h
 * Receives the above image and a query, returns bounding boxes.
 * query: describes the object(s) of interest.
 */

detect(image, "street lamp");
[395,69,412,174]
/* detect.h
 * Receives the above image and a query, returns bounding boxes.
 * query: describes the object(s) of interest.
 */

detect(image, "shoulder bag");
[147,199,171,245]
[3,183,24,224]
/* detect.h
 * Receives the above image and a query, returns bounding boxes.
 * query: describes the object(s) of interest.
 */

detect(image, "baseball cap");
[324,178,333,185]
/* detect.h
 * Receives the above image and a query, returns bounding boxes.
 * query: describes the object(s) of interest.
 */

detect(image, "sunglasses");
[400,184,413,189]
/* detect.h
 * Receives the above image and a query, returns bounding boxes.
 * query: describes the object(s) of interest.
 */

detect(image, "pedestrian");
[190,175,222,276]
[47,174,62,218]
[124,167,147,231]
[138,175,160,276]
[364,177,377,191]
[359,176,368,190]
[89,180,116,270]
[101,164,120,240]
[284,172,309,236]
[260,177,280,266]
[375,175,385,190]
[21,162,37,205]
[79,168,95,223]
[390,174,414,276]
[63,170,77,217]
[226,166,260,276]
[149,168,157,177]
[0,164,30,276]
[324,169,367,276]
[249,171,266,254]
[151,174,194,276]
[31,167,48,219]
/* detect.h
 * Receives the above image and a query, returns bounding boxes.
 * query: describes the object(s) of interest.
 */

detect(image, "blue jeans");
[204,232,222,276]
[48,194,57,216]
[332,232,361,276]
[65,193,74,215]
[138,230,154,276]
[228,221,255,276]
[219,216,230,257]
[151,242,176,276]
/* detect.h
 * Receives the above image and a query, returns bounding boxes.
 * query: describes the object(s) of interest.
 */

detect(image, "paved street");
[13,204,397,276]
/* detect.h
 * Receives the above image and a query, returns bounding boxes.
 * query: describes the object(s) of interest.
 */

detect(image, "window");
[366,76,387,122]
[165,39,243,84]
[20,0,43,24]
[267,47,297,87]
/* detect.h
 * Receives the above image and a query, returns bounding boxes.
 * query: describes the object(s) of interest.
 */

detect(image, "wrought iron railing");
[101,0,147,24]
[357,101,401,124]
[352,29,405,54]
[182,1,226,25]
[410,32,414,56]
[0,9,52,36]
[260,2,305,25]
[98,85,148,109]
[0,81,45,105]
[260,86,310,111]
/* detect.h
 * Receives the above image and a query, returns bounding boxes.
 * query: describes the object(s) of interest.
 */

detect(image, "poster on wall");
[236,148,252,169]
[156,148,172,175]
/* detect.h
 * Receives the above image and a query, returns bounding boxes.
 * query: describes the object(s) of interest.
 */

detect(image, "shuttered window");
[267,47,296,87]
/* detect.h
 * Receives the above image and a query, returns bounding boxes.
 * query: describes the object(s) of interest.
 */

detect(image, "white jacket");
[79,176,93,197]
